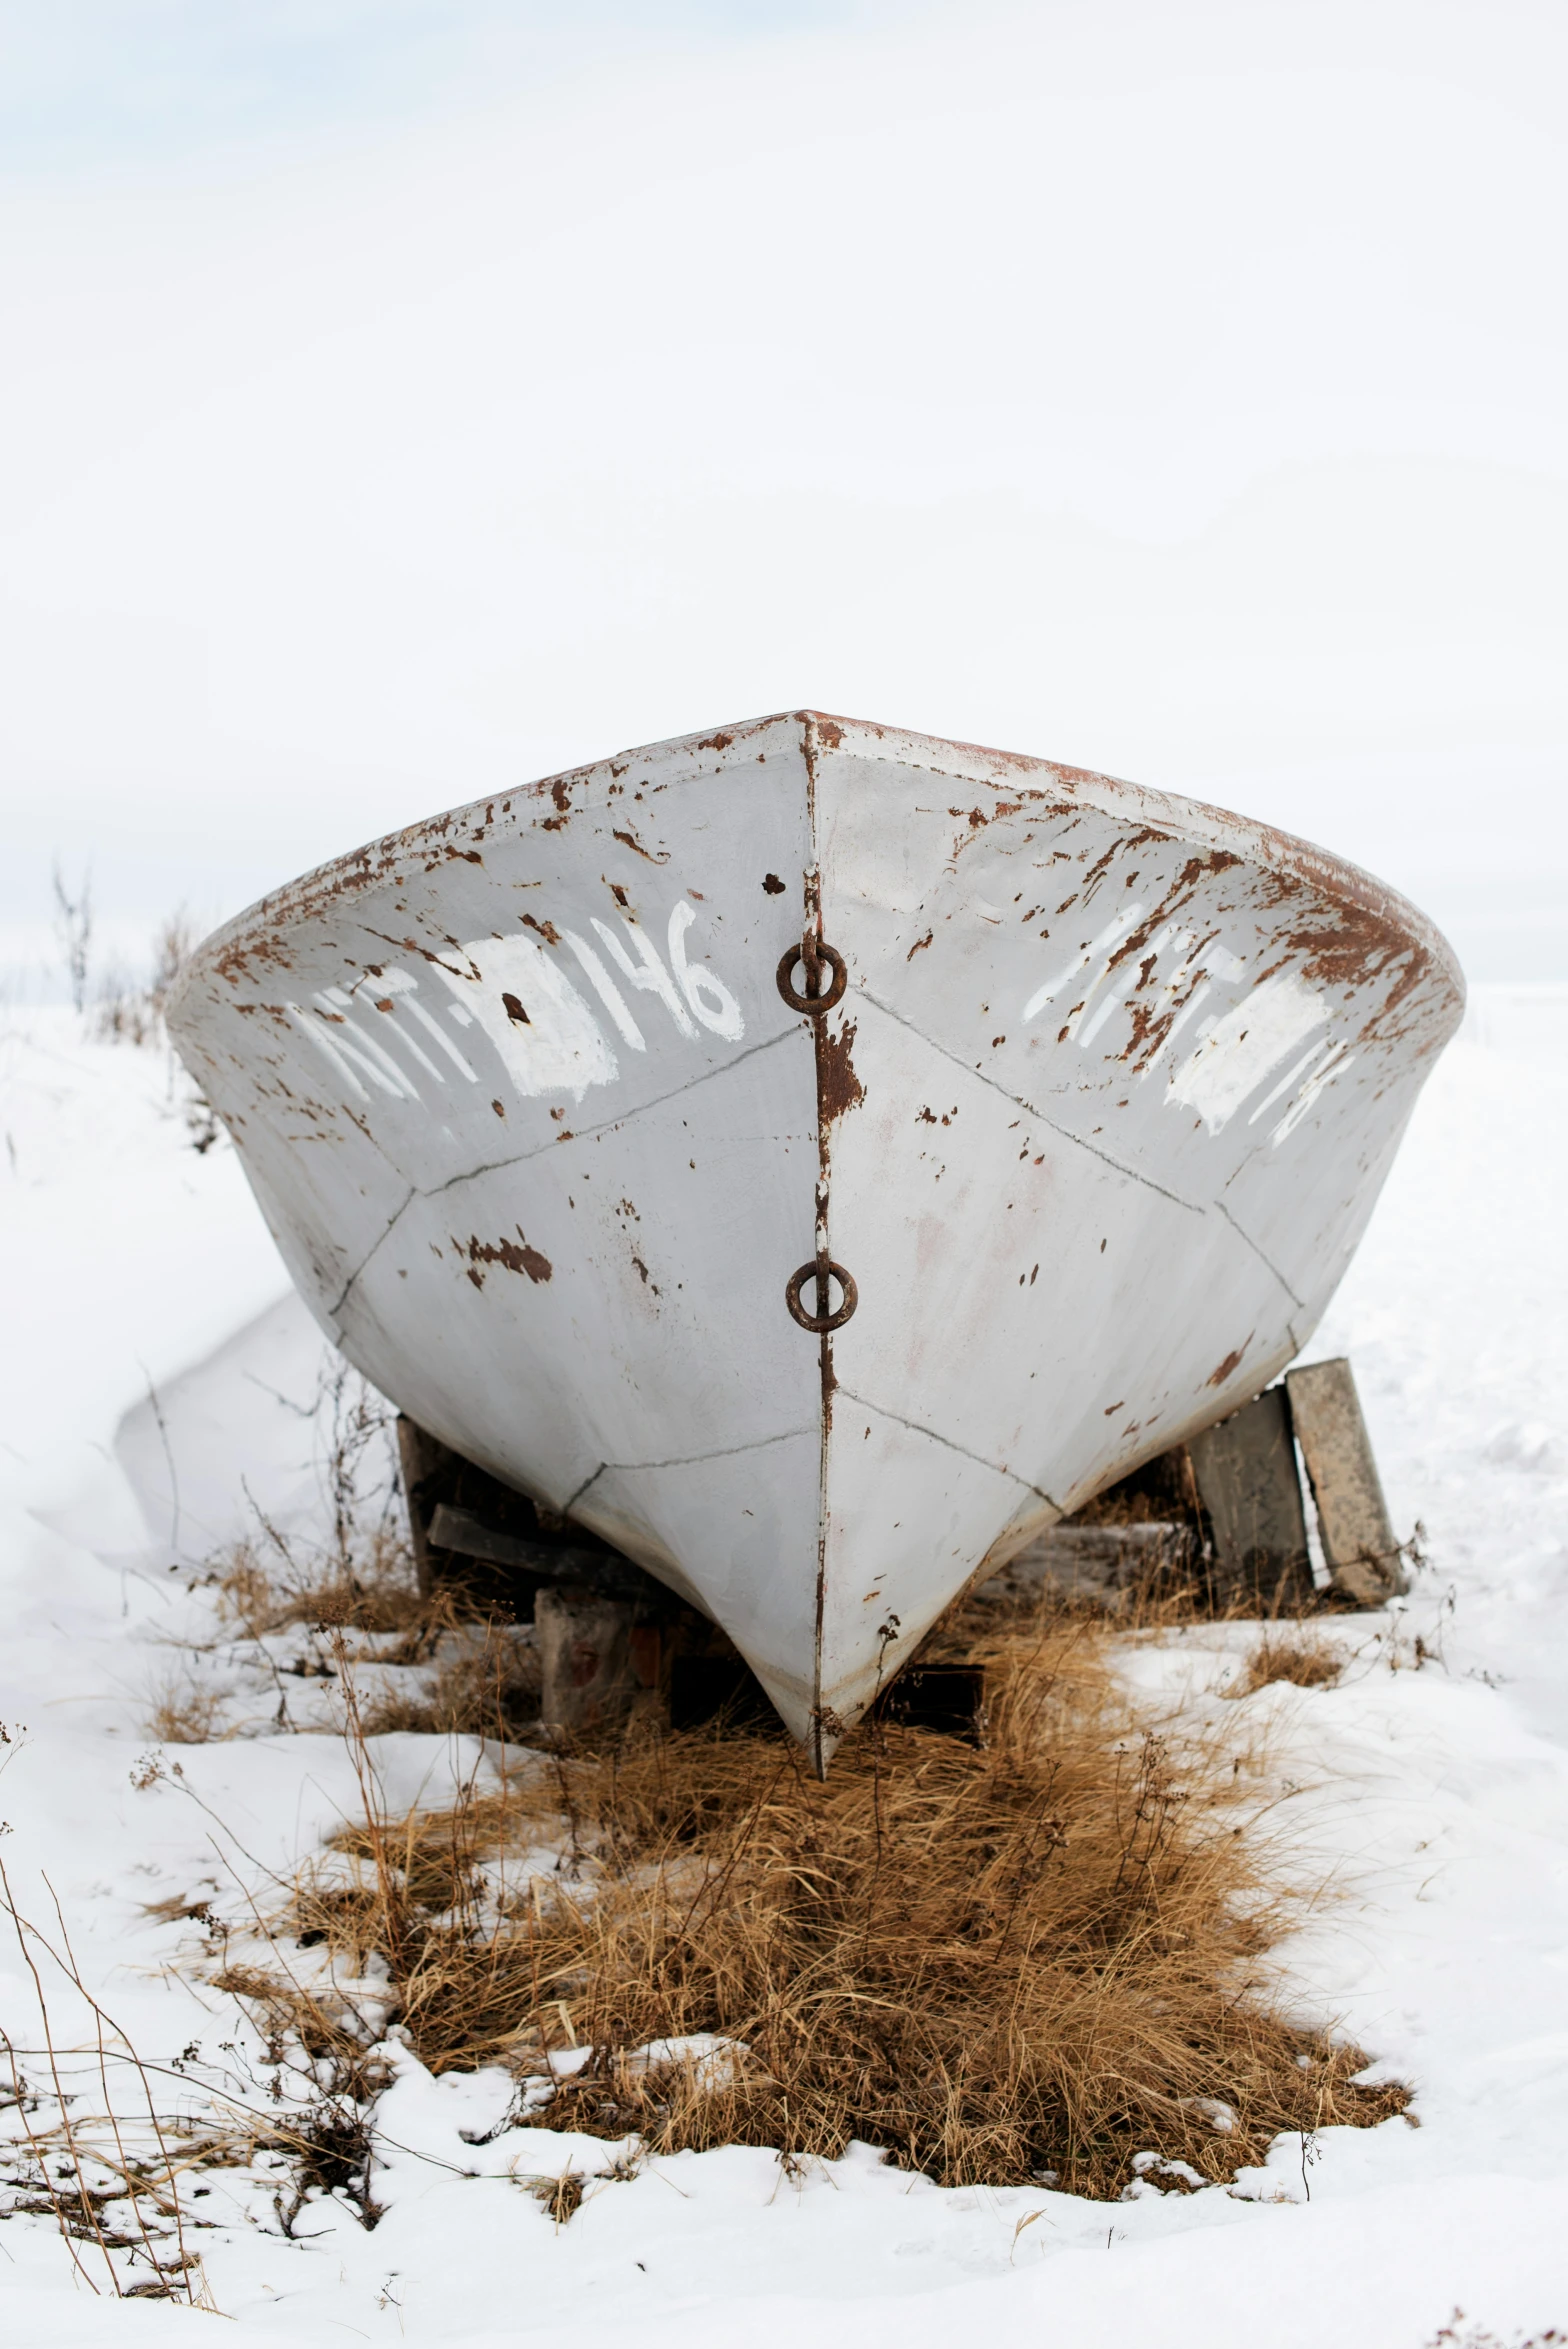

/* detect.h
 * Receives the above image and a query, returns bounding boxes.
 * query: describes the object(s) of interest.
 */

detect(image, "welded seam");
[566,1423,816,1485]
[337,1024,803,1308]
[561,1465,605,1515]
[324,1184,416,1319]
[420,1024,799,1193]
[1214,1198,1307,1312]
[803,713,832,1779]
[836,1385,1061,1510]
[856,983,1206,1216]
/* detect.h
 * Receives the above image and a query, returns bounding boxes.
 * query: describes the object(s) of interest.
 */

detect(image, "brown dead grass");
[356,1635,540,1740]
[211,1529,540,1732]
[1232,1629,1345,1697]
[224,1602,1405,2199]
[213,1530,437,1642]
[144,1679,229,1745]
[160,1529,537,1744]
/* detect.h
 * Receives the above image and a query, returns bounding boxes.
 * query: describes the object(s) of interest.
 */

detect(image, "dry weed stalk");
[230,1602,1405,2200]
[527,2169,588,2224]
[200,1413,539,1741]
[160,1359,542,1741]
[0,1851,203,2301]
[201,1530,537,1740]
[214,1527,431,1642]
[93,912,198,1048]
[1427,2320,1567,2349]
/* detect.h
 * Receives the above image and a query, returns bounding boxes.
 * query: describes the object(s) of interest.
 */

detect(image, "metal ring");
[785,1259,858,1333]
[776,941,847,1015]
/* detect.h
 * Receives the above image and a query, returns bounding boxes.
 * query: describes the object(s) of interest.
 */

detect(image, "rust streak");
[461,1229,553,1284]
[818,1019,865,1122]
[1206,1339,1252,1387]
[611,826,670,866]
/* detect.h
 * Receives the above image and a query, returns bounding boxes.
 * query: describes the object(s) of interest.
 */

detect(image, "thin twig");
[0,1856,117,2290]
[0,2020,105,2292]
[43,1876,196,2299]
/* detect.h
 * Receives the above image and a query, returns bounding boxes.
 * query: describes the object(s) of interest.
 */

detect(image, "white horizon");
[1,0,1565,986]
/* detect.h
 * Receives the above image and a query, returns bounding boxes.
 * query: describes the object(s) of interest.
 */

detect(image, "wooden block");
[1188,1387,1313,1610]
[975,1522,1197,1612]
[427,1502,610,1581]
[395,1414,443,1595]
[536,1586,637,1737]
[398,1414,654,1617]
[1285,1357,1404,1603]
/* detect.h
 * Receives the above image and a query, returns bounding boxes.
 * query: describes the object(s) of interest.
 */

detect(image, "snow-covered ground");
[3,994,1567,2347]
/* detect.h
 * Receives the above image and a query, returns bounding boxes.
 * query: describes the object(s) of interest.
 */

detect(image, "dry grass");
[144,1679,229,1746]
[201,1530,540,1740]
[93,912,199,1048]
[224,1602,1406,2200]
[148,1360,537,1749]
[0,1851,208,2302]
[357,1634,540,1739]
[212,1529,435,1644]
[206,1357,439,1651]
[1428,2324,1567,2349]
[1232,1629,1345,1697]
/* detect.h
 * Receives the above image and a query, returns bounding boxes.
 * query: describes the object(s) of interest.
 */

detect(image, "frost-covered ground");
[2,995,1567,2347]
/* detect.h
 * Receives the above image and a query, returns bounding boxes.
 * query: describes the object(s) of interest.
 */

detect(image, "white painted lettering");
[590,916,698,1039]
[288,1006,373,1100]
[436,937,619,1102]
[370,968,479,1080]
[564,930,646,1051]
[313,992,420,1098]
[668,901,745,1041]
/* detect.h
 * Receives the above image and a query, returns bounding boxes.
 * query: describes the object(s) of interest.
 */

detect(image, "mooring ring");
[776,941,847,1015]
[785,1259,858,1333]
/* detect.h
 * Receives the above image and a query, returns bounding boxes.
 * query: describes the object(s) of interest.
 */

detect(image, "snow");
[3,995,1568,2344]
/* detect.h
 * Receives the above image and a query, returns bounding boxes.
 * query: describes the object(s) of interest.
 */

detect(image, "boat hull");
[166,713,1464,1764]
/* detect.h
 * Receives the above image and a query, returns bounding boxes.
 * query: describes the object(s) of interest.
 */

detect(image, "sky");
[1,0,1565,986]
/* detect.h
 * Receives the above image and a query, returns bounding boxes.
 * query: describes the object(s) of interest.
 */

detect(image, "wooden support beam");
[536,1586,638,1737]
[975,1522,1198,1611]
[1188,1387,1313,1611]
[395,1415,444,1596]
[1286,1357,1405,1603]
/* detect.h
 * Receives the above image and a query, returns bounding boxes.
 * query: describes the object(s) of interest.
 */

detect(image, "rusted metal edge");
[808,719,1465,1025]
[163,710,1465,1031]
[802,710,834,1778]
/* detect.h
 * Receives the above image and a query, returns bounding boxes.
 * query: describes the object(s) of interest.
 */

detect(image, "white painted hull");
[166,713,1464,1766]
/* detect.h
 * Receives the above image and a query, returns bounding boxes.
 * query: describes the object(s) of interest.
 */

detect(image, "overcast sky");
[2,0,1565,987]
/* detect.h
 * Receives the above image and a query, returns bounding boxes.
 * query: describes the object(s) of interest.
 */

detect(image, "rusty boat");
[166,712,1465,1767]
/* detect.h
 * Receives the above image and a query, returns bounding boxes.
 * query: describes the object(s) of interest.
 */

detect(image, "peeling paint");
[818,1020,865,1123]
[165,706,1464,1771]
[461,1230,553,1284]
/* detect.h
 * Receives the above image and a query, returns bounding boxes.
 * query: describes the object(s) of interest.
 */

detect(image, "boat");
[165,711,1465,1768]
